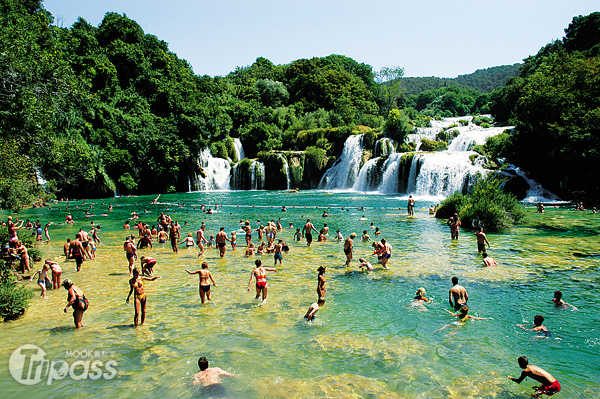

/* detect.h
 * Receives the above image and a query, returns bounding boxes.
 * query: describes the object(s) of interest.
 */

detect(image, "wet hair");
[317,266,326,274]
[554,290,562,300]
[518,356,529,368]
[255,259,262,267]
[202,262,208,269]
[459,305,469,315]
[62,279,73,289]
[416,288,426,297]
[482,252,488,258]
[533,315,544,326]
[132,268,140,275]
[363,230,367,234]
[452,276,459,285]
[198,356,209,371]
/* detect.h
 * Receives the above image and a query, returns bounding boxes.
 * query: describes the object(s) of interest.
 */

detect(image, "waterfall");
[353,158,380,191]
[252,161,265,190]
[407,152,485,197]
[379,153,404,193]
[447,126,507,151]
[278,154,291,189]
[374,138,396,157]
[512,166,561,203]
[233,138,246,161]
[194,148,231,191]
[319,134,364,189]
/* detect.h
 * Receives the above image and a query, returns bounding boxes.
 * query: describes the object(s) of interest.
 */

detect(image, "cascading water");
[447,126,507,151]
[233,138,246,161]
[319,135,364,189]
[278,154,291,189]
[193,148,231,191]
[511,166,561,203]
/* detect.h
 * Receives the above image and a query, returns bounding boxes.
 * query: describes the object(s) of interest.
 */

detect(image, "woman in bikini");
[186,262,216,303]
[126,268,161,327]
[247,259,277,303]
[317,266,326,298]
[63,279,88,329]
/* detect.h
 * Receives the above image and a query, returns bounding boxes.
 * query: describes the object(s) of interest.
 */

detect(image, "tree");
[374,66,405,116]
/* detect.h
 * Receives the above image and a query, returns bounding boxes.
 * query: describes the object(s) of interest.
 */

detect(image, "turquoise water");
[1,191,599,398]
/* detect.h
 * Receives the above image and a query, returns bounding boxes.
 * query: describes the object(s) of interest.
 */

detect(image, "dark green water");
[1,191,599,398]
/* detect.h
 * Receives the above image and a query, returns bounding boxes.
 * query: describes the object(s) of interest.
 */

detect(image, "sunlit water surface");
[1,191,599,398]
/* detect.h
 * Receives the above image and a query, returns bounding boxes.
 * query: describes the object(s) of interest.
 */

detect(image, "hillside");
[401,64,522,95]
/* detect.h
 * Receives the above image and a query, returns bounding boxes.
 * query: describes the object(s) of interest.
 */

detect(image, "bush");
[0,261,34,321]
[419,139,448,152]
[210,141,228,159]
[436,175,526,230]
[397,142,417,153]
[383,109,412,142]
[304,146,329,172]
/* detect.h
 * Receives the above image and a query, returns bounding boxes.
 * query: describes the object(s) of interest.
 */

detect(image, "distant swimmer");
[186,262,216,303]
[552,290,577,310]
[361,230,372,242]
[482,252,498,266]
[449,276,468,310]
[407,195,415,216]
[359,215,367,221]
[508,356,561,397]
[192,357,233,387]
[247,259,277,303]
[429,205,435,214]
[474,227,490,253]
[537,202,545,213]
[304,298,325,321]
[517,315,551,337]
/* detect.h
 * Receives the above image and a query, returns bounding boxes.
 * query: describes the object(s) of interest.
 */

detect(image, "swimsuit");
[133,280,145,301]
[344,247,351,255]
[217,242,226,248]
[159,239,166,243]
[537,380,560,395]
[256,273,267,289]
[477,243,486,251]
[274,253,282,260]
[200,284,211,292]
[306,233,313,243]
[74,295,89,311]
[126,252,135,259]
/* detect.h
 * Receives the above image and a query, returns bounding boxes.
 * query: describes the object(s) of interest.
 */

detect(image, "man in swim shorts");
[274,239,283,265]
[216,227,230,257]
[344,233,356,266]
[508,356,561,397]
[380,238,392,269]
[69,234,85,272]
[124,237,137,275]
[475,227,490,253]
[302,219,318,247]
[448,276,468,310]
[407,194,415,216]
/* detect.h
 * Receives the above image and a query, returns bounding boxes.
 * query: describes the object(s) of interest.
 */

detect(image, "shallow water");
[1,191,599,398]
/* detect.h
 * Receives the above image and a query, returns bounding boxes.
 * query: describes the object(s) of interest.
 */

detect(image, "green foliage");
[210,141,229,160]
[413,86,481,116]
[436,175,526,230]
[374,66,405,116]
[472,115,493,125]
[419,139,448,152]
[362,130,376,150]
[397,142,417,153]
[436,129,460,143]
[0,277,34,321]
[254,79,289,108]
[304,146,329,172]
[383,109,412,142]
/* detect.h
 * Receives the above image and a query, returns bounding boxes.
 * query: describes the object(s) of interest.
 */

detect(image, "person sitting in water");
[317,229,327,242]
[508,356,561,397]
[358,258,373,272]
[192,356,233,387]
[552,290,577,310]
[179,233,196,247]
[245,244,256,256]
[482,252,498,267]
[518,315,551,337]
[414,287,431,303]
[304,298,325,321]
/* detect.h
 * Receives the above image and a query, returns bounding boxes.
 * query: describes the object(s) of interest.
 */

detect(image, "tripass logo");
[9,344,117,385]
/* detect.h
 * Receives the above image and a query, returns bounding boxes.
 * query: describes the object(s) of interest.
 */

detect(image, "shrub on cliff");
[436,175,525,230]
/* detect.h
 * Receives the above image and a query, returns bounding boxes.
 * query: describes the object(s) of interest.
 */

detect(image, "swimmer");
[359,215,367,221]
[256,241,266,254]
[482,252,498,266]
[518,315,551,337]
[46,259,62,289]
[247,259,277,303]
[358,258,373,272]
[414,287,431,303]
[449,276,468,310]
[437,305,492,331]
[508,356,561,397]
[186,262,216,303]
[474,227,490,253]
[192,356,233,387]
[552,290,577,310]
[379,238,392,269]
[361,230,372,242]
[304,298,325,321]
[295,228,302,242]
[206,235,215,248]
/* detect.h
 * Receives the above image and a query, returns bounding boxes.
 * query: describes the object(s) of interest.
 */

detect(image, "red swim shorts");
[536,380,561,396]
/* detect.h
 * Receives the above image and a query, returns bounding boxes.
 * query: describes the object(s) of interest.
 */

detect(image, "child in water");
[552,291,577,310]
[30,264,51,298]
[206,235,215,248]
[437,305,492,331]
[230,231,237,250]
[295,228,302,241]
[358,258,373,272]
[304,298,325,321]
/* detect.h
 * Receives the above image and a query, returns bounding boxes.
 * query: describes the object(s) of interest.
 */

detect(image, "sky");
[44,0,599,78]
